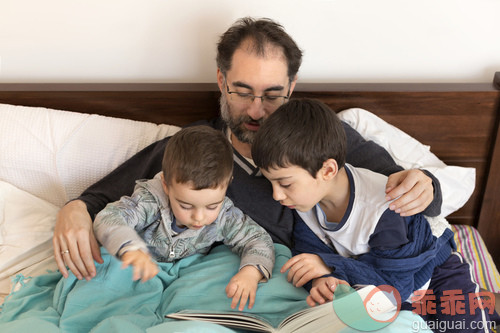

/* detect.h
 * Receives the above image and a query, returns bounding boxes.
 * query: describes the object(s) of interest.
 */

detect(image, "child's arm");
[280,253,332,287]
[94,184,159,266]
[217,200,276,310]
[292,214,454,301]
[291,217,389,288]
[121,249,159,282]
[218,199,275,279]
[225,265,264,311]
[306,276,350,307]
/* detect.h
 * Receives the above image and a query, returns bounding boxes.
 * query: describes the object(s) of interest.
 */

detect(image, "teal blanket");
[0,244,430,332]
[0,244,309,332]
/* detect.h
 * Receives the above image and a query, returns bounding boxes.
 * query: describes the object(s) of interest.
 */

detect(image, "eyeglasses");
[225,82,290,109]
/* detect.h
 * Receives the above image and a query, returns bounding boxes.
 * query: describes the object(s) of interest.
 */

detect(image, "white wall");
[1,0,499,83]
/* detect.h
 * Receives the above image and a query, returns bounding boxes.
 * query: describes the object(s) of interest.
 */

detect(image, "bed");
[0,73,499,332]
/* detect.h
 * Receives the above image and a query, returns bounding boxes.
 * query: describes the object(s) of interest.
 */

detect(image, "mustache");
[244,117,264,125]
[219,93,263,144]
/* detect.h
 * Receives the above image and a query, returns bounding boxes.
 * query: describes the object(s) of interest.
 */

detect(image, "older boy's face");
[217,43,296,145]
[162,180,227,230]
[261,165,323,213]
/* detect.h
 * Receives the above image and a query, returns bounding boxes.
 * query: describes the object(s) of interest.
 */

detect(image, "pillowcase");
[0,180,59,303]
[337,108,475,217]
[0,103,181,207]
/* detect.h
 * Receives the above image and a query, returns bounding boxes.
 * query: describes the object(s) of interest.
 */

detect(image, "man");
[53,17,441,281]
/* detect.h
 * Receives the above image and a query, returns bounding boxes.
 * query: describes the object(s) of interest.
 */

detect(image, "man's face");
[218,44,296,144]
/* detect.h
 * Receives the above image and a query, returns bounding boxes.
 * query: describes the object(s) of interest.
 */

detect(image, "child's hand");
[121,250,159,282]
[225,266,263,311]
[306,276,349,307]
[281,253,332,287]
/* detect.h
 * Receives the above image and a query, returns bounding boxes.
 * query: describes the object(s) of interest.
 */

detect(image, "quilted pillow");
[0,104,181,207]
[0,180,59,303]
[338,108,475,217]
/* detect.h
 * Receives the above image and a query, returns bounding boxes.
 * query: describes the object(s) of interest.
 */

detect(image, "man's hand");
[226,266,263,311]
[53,200,103,280]
[385,169,433,216]
[307,277,350,307]
[281,253,332,287]
[121,250,159,282]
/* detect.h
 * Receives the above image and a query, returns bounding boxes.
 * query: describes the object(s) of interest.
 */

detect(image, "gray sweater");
[94,174,275,278]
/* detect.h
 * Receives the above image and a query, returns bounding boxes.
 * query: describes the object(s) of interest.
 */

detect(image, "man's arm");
[343,122,442,216]
[53,137,168,280]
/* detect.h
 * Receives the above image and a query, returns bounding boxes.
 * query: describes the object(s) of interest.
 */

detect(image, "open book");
[165,285,399,333]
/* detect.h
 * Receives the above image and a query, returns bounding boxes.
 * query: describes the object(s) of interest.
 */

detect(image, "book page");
[278,301,347,333]
[167,296,347,332]
[166,285,398,332]
[167,310,274,332]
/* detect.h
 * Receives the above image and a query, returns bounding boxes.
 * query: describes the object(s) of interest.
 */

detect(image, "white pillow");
[338,108,475,217]
[0,104,181,207]
[0,180,59,303]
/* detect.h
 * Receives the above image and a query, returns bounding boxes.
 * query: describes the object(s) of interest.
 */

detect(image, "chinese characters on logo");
[411,289,496,316]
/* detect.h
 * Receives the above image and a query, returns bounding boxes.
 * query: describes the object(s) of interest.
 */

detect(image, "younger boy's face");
[162,180,227,230]
[261,165,323,213]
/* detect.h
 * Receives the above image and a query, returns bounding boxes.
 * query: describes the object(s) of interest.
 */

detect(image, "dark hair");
[216,17,303,83]
[252,98,346,178]
[162,126,233,189]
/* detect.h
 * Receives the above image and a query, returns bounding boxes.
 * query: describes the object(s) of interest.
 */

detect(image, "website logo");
[333,285,401,331]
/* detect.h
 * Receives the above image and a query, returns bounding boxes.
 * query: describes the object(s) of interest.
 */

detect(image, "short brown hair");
[252,98,346,178]
[216,17,303,83]
[162,126,233,189]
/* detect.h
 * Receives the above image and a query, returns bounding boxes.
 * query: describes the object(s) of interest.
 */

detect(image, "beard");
[219,93,264,144]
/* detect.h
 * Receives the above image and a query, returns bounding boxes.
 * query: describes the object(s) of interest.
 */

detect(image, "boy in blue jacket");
[251,98,499,332]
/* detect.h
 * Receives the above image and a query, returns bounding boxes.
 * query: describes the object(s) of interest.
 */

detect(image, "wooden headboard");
[1,74,499,266]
